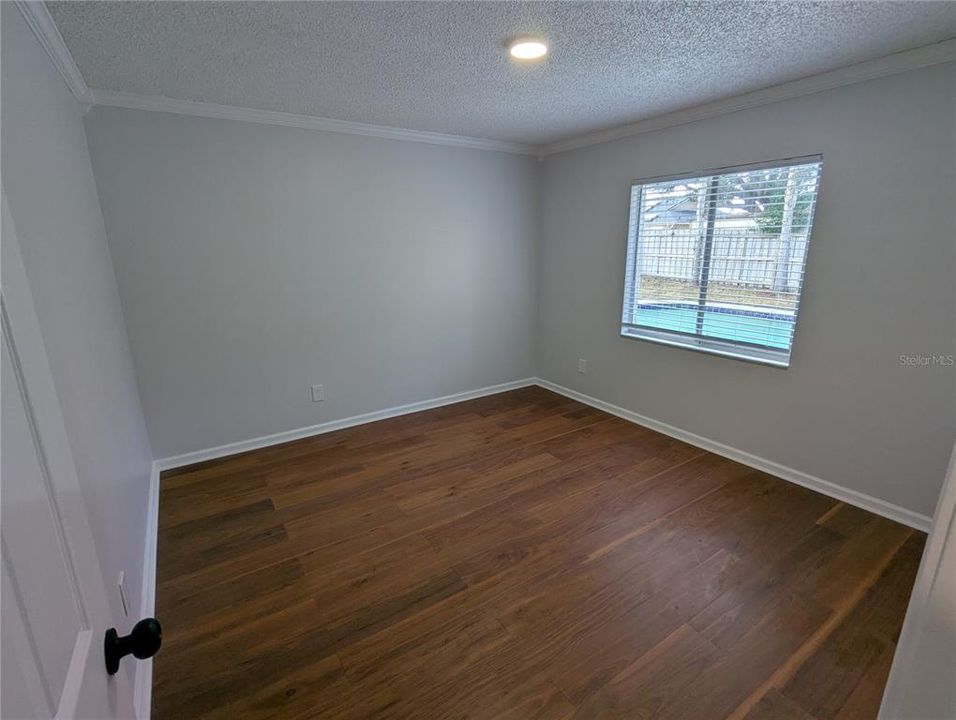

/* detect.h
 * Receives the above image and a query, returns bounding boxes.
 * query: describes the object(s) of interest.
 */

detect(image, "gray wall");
[77,57,954,517]
[537,63,956,518]
[84,108,539,458]
[1,5,154,632]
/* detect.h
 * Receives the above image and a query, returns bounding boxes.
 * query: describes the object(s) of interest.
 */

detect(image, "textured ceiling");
[47,1,956,145]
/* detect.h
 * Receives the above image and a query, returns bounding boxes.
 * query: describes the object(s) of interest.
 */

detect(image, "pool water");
[632,304,794,350]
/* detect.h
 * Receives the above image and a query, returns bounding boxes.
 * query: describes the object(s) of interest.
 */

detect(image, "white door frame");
[878,441,956,719]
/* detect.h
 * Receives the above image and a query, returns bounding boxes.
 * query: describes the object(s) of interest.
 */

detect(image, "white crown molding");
[18,0,954,159]
[89,33,954,160]
[14,0,535,155]
[14,1,92,103]
[542,38,956,156]
[88,89,539,156]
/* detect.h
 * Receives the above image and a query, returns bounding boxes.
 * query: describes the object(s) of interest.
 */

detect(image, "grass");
[639,276,797,310]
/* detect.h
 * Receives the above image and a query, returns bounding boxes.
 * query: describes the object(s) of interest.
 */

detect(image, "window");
[621,156,822,367]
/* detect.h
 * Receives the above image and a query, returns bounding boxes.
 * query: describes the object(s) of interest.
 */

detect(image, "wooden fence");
[637,228,808,290]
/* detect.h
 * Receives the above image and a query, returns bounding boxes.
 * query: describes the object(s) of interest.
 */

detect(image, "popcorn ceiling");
[47,1,956,145]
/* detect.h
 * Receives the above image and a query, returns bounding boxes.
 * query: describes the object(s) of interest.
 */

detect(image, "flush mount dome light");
[509,38,548,60]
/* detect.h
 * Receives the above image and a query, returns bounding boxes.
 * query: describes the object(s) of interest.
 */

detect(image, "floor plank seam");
[153,388,925,720]
[725,529,914,720]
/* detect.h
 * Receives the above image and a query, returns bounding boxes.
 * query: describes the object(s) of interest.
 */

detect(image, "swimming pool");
[630,304,795,350]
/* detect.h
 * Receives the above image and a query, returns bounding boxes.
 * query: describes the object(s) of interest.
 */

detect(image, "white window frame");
[620,155,822,368]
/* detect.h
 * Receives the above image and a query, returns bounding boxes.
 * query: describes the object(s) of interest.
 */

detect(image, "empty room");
[2,1,955,719]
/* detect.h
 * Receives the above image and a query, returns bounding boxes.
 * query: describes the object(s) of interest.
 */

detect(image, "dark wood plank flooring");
[154,387,924,719]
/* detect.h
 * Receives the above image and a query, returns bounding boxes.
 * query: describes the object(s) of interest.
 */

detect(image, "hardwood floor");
[153,387,924,719]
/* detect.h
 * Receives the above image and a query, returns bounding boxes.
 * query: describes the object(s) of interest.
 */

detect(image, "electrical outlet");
[117,571,129,617]
[311,384,325,402]
[578,358,588,374]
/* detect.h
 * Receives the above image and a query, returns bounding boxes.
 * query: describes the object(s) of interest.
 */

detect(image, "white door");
[1,190,138,719]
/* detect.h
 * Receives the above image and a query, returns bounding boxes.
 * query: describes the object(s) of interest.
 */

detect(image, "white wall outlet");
[311,384,325,402]
[117,571,129,617]
[578,358,588,374]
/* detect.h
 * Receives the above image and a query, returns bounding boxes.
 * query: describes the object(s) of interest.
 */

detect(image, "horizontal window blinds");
[621,157,822,366]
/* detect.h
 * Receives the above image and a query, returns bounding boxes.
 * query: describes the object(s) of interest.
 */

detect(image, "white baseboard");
[534,377,932,532]
[151,373,934,529]
[134,462,161,720]
[155,378,536,471]
[134,373,930,718]
[137,378,531,718]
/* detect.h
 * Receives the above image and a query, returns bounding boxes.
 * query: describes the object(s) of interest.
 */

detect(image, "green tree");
[750,166,818,234]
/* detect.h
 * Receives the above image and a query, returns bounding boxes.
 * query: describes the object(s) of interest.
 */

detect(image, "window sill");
[620,325,791,368]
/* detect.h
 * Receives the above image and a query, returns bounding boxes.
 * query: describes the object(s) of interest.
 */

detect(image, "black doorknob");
[104,618,162,675]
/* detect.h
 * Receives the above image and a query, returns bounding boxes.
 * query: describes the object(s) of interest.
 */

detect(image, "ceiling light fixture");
[509,39,548,60]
